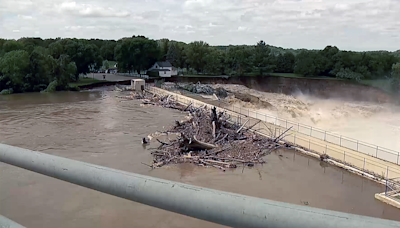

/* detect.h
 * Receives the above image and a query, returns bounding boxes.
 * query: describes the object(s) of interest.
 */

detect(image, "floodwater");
[211,84,400,154]
[0,89,399,228]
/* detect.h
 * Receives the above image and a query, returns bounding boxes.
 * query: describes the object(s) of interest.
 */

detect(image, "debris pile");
[124,91,288,171]
[177,82,228,98]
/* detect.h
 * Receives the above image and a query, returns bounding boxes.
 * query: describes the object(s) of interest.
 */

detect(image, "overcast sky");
[1,0,399,51]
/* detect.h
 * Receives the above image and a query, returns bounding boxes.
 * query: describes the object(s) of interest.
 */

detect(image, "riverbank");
[180,73,393,96]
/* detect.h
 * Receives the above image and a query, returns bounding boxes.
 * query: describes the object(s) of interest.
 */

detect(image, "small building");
[131,79,145,91]
[148,61,177,77]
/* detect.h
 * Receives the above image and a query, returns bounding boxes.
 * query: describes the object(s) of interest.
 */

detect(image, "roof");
[149,69,170,72]
[156,61,173,67]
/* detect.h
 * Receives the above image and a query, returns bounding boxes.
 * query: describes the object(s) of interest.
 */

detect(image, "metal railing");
[1,144,400,228]
[157,85,400,166]
[147,86,400,180]
[385,178,400,203]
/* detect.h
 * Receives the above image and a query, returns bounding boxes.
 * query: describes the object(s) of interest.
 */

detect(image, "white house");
[105,67,118,74]
[148,61,178,77]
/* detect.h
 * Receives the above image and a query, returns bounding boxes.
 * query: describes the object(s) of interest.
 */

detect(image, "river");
[0,89,399,228]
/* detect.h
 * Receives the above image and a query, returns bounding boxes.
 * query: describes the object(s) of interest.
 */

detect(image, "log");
[247,120,261,131]
[142,101,156,105]
[184,103,193,111]
[157,139,170,146]
[191,136,217,150]
[203,159,237,168]
[218,157,246,163]
[181,134,217,150]
[166,95,172,103]
[141,162,154,168]
[236,119,250,133]
[215,133,228,144]
[206,147,229,156]
[274,126,293,142]
[212,121,216,139]
[199,159,226,171]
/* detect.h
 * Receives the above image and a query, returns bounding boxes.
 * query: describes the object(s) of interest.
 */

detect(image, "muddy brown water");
[0,90,399,228]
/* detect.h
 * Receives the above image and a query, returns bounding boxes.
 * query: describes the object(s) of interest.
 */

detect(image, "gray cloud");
[0,0,399,51]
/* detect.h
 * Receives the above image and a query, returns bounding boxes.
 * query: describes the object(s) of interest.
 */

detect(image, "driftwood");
[202,159,236,168]
[236,119,250,133]
[215,133,228,144]
[247,120,262,131]
[212,121,216,139]
[127,89,293,170]
[157,139,170,146]
[184,103,193,111]
[184,136,217,150]
[274,126,293,142]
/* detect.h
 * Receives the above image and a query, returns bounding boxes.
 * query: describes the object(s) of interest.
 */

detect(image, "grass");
[68,77,102,87]
[359,79,392,93]
[396,195,400,200]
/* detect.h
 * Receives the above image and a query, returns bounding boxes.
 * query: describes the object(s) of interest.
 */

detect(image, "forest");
[0,36,399,94]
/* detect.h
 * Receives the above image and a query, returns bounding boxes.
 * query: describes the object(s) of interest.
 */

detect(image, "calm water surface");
[0,89,399,228]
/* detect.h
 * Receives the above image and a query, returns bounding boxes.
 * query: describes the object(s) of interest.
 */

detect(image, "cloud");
[18,15,34,20]
[0,0,399,51]
[59,1,130,18]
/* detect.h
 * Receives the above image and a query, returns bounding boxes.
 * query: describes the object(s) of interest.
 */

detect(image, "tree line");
[1,36,399,94]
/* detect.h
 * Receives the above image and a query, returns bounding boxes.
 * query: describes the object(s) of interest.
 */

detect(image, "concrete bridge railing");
[1,143,400,228]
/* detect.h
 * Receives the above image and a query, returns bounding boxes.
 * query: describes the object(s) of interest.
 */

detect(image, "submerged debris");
[123,90,291,170]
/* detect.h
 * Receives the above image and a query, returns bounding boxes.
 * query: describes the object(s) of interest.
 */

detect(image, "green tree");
[3,40,24,53]
[159,38,170,59]
[203,48,223,75]
[294,50,327,76]
[275,52,295,73]
[25,46,53,91]
[49,41,64,59]
[225,46,253,76]
[100,41,116,60]
[253,40,272,75]
[103,60,110,70]
[391,63,400,93]
[54,55,77,87]
[168,42,187,69]
[185,41,209,73]
[336,68,363,81]
[166,43,178,64]
[320,46,339,75]
[115,37,160,73]
[64,40,102,79]
[0,50,30,92]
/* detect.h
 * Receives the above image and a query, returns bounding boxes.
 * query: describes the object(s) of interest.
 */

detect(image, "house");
[148,61,178,77]
[106,67,118,74]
